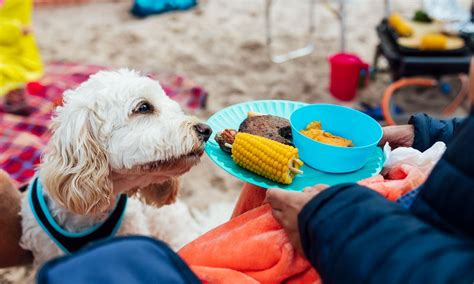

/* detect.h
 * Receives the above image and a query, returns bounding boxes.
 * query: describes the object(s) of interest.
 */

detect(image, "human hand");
[22,26,32,35]
[378,125,414,148]
[265,184,329,256]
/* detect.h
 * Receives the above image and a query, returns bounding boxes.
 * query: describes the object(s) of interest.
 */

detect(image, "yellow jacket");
[0,0,43,96]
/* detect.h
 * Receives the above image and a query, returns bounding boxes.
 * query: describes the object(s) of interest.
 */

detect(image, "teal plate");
[205,100,385,191]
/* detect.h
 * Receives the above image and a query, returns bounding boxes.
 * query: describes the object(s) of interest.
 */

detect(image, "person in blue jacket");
[266,112,474,284]
[31,112,472,284]
[0,112,470,284]
[0,79,472,282]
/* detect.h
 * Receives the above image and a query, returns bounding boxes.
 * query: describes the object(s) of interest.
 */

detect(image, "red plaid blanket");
[0,62,208,187]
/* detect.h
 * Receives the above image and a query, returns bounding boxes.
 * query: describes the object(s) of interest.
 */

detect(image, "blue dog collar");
[28,177,127,254]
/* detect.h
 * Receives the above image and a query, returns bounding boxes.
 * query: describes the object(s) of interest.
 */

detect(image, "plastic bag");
[423,0,469,22]
[383,141,446,175]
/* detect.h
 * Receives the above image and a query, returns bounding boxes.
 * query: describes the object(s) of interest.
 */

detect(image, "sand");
[1,0,471,282]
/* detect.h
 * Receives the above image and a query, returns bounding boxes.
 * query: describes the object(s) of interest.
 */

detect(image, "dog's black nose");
[194,123,212,142]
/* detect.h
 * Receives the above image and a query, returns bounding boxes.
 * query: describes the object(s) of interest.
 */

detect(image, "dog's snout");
[193,123,212,142]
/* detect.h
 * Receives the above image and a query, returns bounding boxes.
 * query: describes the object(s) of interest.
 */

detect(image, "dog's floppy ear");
[129,177,179,207]
[39,99,113,215]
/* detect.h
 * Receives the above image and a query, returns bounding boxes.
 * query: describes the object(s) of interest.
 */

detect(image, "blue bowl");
[290,104,383,173]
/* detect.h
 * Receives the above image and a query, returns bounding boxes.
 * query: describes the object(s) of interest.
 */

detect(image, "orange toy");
[381,78,436,126]
[381,76,469,126]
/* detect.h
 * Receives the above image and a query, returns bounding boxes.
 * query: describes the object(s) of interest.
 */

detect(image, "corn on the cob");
[388,13,413,37]
[228,132,303,184]
[420,34,448,50]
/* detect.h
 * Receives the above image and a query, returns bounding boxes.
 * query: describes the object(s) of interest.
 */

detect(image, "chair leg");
[339,0,346,52]
[265,0,316,63]
[373,44,382,72]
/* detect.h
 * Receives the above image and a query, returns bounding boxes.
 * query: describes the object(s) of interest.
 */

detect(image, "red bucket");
[328,53,369,101]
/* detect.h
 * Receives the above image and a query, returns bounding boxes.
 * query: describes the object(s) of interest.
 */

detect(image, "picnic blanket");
[0,62,207,187]
[179,163,427,284]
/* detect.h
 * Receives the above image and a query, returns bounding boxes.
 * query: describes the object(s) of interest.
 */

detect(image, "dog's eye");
[135,102,154,114]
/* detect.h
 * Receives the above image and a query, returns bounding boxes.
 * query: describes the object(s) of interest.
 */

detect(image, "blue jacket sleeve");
[298,183,474,284]
[409,113,465,151]
[410,114,474,239]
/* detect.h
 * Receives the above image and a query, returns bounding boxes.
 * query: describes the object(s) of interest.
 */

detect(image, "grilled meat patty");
[238,115,292,145]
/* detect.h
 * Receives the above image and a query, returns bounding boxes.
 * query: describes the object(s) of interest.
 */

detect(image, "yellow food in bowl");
[300,121,353,147]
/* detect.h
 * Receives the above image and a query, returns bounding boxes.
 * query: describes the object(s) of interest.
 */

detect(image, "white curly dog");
[20,69,213,265]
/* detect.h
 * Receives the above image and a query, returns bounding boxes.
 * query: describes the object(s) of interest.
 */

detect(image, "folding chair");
[264,0,316,63]
[265,0,348,63]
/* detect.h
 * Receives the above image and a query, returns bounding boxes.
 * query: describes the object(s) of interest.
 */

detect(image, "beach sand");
[1,0,470,282]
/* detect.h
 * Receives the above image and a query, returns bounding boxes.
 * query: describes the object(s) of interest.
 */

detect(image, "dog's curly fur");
[20,70,208,265]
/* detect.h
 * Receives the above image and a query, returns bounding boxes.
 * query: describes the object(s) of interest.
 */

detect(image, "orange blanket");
[179,204,320,284]
[179,164,426,283]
